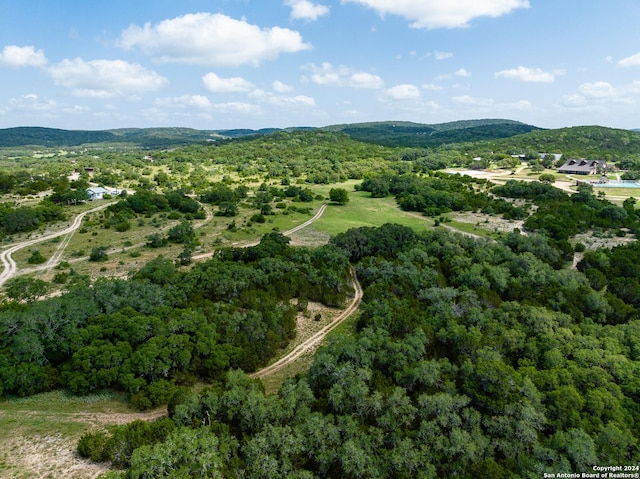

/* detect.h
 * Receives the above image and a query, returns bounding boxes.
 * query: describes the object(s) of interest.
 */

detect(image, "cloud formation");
[155,95,212,109]
[618,52,640,67]
[304,62,384,88]
[384,84,421,100]
[285,0,330,21]
[0,45,48,68]
[118,13,311,66]
[203,73,255,93]
[342,0,529,29]
[48,58,168,98]
[495,66,560,83]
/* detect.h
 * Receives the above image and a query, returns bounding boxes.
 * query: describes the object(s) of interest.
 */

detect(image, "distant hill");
[322,119,541,147]
[9,121,636,154]
[0,126,317,149]
[0,127,117,147]
[483,125,640,157]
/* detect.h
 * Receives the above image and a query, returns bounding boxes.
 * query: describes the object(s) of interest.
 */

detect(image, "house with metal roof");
[557,159,606,175]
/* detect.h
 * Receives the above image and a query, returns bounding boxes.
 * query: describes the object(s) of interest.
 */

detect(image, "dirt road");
[251,266,362,378]
[0,202,114,288]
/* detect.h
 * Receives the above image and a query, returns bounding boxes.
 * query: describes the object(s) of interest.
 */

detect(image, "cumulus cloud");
[285,0,330,21]
[250,89,316,107]
[304,62,384,89]
[48,58,168,98]
[213,102,263,114]
[452,95,532,113]
[342,0,529,29]
[495,66,562,83]
[0,45,48,68]
[618,52,640,67]
[455,68,471,77]
[202,73,255,93]
[578,81,617,99]
[422,83,443,91]
[273,80,294,93]
[155,95,212,109]
[384,84,421,100]
[118,13,311,66]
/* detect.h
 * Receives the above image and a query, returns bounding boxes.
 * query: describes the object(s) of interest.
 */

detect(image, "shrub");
[89,246,108,262]
[27,250,46,264]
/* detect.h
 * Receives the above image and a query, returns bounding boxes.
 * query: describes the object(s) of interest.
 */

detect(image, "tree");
[539,173,556,184]
[329,188,349,205]
[167,222,196,244]
[89,246,108,262]
[27,250,46,264]
[4,277,49,302]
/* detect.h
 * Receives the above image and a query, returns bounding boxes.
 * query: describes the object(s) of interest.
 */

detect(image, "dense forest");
[0,233,352,408]
[70,224,639,478]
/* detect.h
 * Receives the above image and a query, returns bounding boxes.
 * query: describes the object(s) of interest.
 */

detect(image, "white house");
[86,187,110,200]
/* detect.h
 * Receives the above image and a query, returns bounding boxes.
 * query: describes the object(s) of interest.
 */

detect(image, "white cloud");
[578,81,617,99]
[562,81,640,112]
[495,66,561,83]
[304,62,384,88]
[118,13,311,66]
[251,89,316,107]
[213,102,263,114]
[452,95,532,113]
[0,45,48,68]
[618,52,640,67]
[202,73,255,93]
[384,84,421,100]
[48,58,169,98]
[155,95,212,109]
[285,0,330,21]
[422,83,443,91]
[273,80,294,93]
[455,68,471,77]
[434,51,453,60]
[342,0,529,29]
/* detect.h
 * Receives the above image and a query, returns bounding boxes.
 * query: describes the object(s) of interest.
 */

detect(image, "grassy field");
[0,390,165,478]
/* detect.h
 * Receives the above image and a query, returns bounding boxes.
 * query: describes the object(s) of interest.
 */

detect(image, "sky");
[1,0,640,131]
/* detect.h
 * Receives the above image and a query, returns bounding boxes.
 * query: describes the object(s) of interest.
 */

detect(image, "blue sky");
[1,0,640,131]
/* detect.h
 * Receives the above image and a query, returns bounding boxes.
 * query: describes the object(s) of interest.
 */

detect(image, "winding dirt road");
[0,202,114,288]
[251,266,362,378]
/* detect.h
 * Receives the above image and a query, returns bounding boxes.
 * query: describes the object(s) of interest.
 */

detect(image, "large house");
[558,159,606,176]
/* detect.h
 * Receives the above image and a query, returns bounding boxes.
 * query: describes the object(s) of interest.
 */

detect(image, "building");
[86,186,110,200]
[557,159,606,176]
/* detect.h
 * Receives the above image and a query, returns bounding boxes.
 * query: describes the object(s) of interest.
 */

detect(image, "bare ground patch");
[450,211,526,234]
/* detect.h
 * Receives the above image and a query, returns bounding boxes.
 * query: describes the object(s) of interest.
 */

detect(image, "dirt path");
[0,202,115,288]
[193,203,329,260]
[251,266,362,378]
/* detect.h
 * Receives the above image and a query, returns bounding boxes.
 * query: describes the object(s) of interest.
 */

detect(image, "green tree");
[27,250,47,264]
[329,188,350,205]
[4,277,49,302]
[89,246,108,262]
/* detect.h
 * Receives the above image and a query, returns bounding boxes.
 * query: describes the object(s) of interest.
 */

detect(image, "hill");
[0,127,117,147]
[482,125,640,157]
[323,119,540,147]
[0,119,540,150]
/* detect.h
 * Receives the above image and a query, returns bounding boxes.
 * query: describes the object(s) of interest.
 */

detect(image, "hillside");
[483,125,640,157]
[323,119,540,147]
[0,119,539,150]
[0,127,117,147]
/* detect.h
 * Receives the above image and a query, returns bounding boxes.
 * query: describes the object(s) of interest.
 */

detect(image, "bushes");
[77,418,177,468]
